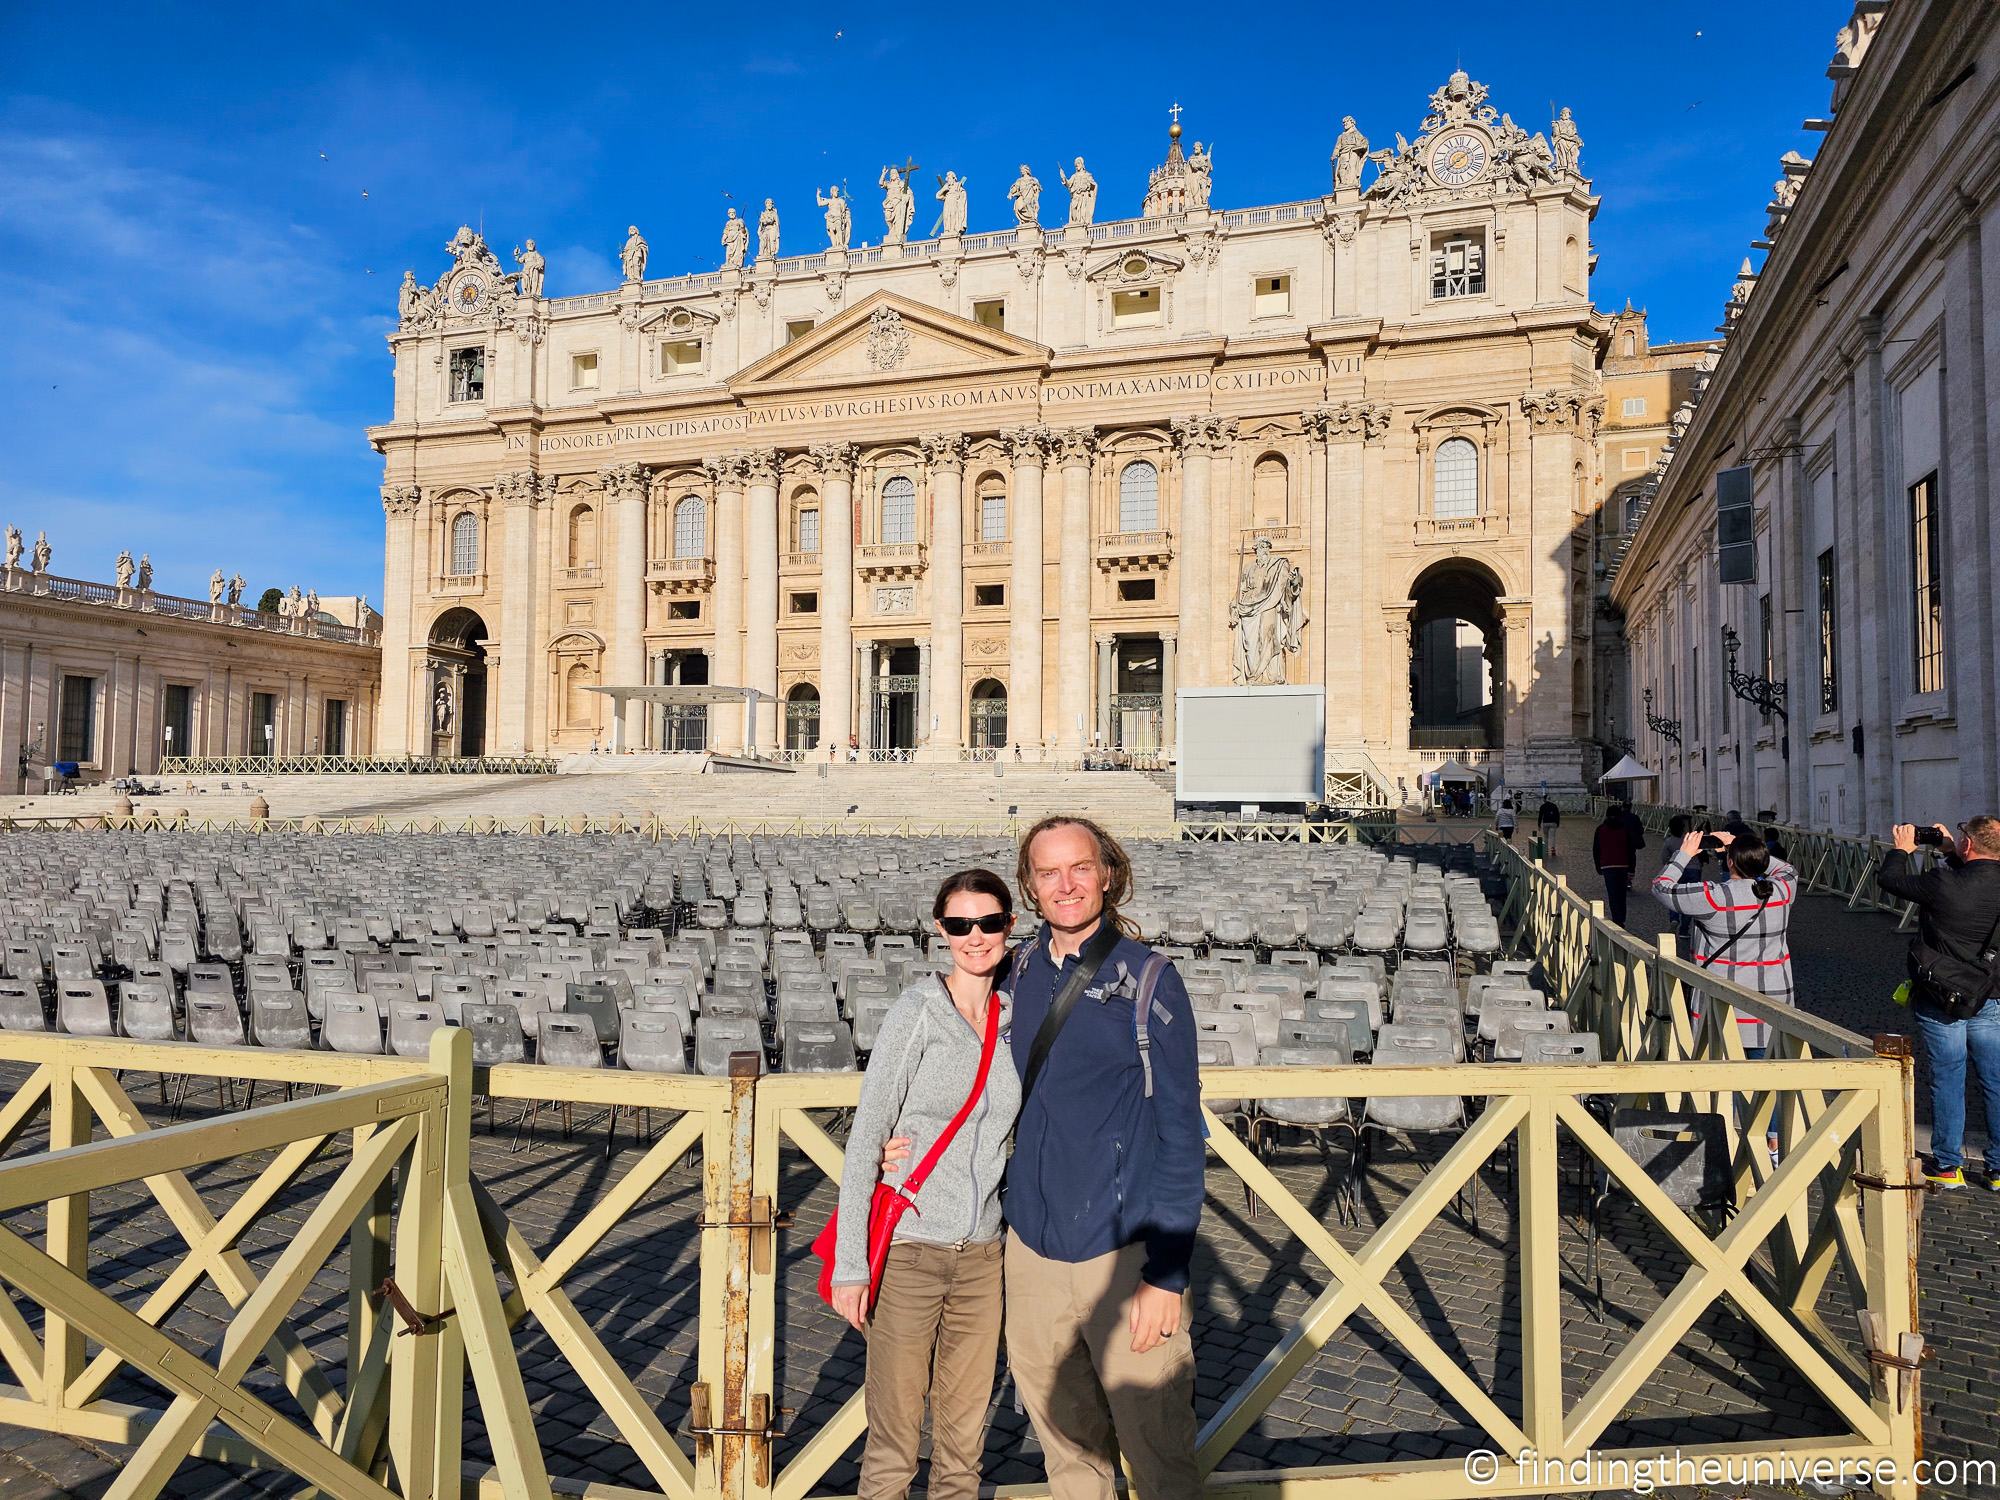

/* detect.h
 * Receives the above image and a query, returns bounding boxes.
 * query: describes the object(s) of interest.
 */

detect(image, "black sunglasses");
[939,913,1011,937]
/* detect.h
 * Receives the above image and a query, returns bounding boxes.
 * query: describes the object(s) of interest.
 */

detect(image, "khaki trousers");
[1003,1232,1200,1500]
[859,1239,1004,1500]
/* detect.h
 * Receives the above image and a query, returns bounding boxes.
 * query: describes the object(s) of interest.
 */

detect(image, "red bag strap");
[901,984,1001,1196]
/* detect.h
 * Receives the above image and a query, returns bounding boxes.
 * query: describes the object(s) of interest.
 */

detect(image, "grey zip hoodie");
[832,976,1020,1285]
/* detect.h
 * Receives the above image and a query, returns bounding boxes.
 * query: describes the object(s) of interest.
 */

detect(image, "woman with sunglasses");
[830,869,1021,1500]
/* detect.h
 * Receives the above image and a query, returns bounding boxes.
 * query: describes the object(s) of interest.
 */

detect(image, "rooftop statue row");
[394,80,1584,332]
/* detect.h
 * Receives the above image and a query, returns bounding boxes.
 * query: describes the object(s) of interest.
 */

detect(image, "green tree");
[256,587,282,614]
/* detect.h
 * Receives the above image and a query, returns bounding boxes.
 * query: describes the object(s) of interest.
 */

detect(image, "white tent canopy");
[1600,753,1658,783]
[1430,758,1486,784]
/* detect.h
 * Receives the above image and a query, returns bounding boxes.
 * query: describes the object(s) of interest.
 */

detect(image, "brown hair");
[931,867,1013,922]
[1015,814,1139,938]
[1967,815,2000,859]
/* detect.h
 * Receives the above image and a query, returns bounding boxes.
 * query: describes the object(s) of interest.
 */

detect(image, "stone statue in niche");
[115,550,135,589]
[757,198,780,260]
[720,209,748,269]
[513,239,545,297]
[1333,117,1369,191]
[1229,537,1307,686]
[936,171,968,236]
[878,166,915,245]
[1006,164,1041,228]
[816,185,851,251]
[209,568,225,604]
[433,680,455,735]
[1551,107,1583,178]
[621,225,648,283]
[32,532,51,575]
[1059,157,1097,226]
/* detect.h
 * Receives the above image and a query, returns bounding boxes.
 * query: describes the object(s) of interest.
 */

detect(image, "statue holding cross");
[879,159,919,245]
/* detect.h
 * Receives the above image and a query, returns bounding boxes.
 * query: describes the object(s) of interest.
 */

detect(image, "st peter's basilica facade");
[372,73,1607,791]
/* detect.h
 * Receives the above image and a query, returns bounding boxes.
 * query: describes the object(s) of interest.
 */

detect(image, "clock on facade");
[451,275,489,315]
[1427,130,1490,188]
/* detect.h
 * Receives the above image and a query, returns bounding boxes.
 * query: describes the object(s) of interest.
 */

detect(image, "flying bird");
[319,150,329,160]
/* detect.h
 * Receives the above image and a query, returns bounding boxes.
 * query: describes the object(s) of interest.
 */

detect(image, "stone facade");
[1611,0,2000,830]
[373,79,1606,790]
[0,561,380,788]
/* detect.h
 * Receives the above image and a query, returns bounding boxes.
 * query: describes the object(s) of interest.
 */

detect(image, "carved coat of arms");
[865,307,911,371]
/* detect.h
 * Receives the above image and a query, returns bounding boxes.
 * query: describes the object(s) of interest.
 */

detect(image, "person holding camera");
[1877,817,2000,1190]
[1650,829,1797,1055]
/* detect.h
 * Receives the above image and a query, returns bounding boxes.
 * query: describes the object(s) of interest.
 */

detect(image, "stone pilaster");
[1160,633,1177,756]
[1499,598,1534,780]
[1382,604,1414,766]
[1305,403,1386,752]
[1053,426,1097,755]
[812,442,857,752]
[494,470,544,754]
[1171,415,1234,691]
[742,448,781,753]
[921,433,966,754]
[379,485,422,754]
[599,461,652,751]
[703,453,750,752]
[1094,633,1115,747]
[1004,425,1050,750]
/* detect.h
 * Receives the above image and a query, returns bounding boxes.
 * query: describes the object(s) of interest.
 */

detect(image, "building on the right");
[1609,0,1999,832]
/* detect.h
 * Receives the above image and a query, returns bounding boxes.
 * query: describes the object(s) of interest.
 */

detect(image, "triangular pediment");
[730,291,1050,393]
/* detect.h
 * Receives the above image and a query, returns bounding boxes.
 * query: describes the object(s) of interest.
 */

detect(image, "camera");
[1914,825,1950,849]
[1698,833,1727,853]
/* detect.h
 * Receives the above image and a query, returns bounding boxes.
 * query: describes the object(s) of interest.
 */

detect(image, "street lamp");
[1720,623,1788,720]
[1643,687,1683,746]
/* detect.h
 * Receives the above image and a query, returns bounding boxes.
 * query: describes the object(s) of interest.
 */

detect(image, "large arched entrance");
[427,608,489,758]
[969,679,1008,754]
[1408,561,1503,761]
[785,683,821,752]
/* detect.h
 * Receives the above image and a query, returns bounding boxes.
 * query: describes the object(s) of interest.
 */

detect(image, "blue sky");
[0,1,1845,601]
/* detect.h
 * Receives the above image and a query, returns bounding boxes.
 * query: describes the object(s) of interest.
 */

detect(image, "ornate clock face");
[1428,130,1490,188]
[452,274,489,315]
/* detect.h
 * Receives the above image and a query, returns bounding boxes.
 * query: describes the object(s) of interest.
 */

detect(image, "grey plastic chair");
[323,998,383,1056]
[56,981,114,1038]
[696,1016,763,1076]
[387,1000,446,1060]
[1251,1043,1359,1221]
[1357,1023,1477,1230]
[782,1022,857,1073]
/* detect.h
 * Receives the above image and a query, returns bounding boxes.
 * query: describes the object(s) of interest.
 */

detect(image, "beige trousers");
[859,1239,1004,1500]
[1003,1232,1201,1500]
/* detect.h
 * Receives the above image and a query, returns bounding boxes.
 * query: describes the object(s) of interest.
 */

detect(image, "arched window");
[785,682,820,750]
[566,504,597,568]
[449,512,479,575]
[1252,455,1288,527]
[880,475,916,544]
[969,678,1008,749]
[673,495,707,558]
[1433,437,1479,520]
[792,487,820,554]
[1623,331,1637,357]
[564,663,595,727]
[977,475,1008,541]
[1118,460,1159,532]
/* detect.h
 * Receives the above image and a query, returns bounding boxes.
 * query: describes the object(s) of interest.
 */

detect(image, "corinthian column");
[494,471,545,753]
[1382,603,1414,770]
[705,453,749,751]
[379,485,422,753]
[812,442,857,751]
[1171,417,1226,690]
[921,433,966,755]
[600,462,652,751]
[1052,426,1097,756]
[1004,426,1050,751]
[743,448,781,753]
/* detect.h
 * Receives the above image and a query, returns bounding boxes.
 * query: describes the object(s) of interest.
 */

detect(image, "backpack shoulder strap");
[1131,949,1171,1099]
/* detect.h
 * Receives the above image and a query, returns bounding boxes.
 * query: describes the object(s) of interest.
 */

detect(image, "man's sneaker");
[1974,1169,2000,1192]
[1924,1163,1966,1189]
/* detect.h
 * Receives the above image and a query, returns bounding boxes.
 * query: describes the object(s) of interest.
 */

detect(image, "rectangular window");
[1758,593,1774,722]
[570,351,599,390]
[448,347,484,403]
[980,493,1007,542]
[1111,286,1162,328]
[162,683,193,759]
[1909,470,1944,694]
[973,299,1005,331]
[1429,234,1485,298]
[1117,578,1157,603]
[784,318,816,344]
[796,508,820,554]
[1817,547,1838,714]
[668,600,701,620]
[57,675,96,764]
[788,591,818,615]
[973,583,1005,608]
[1689,648,1699,740]
[323,698,348,756]
[1253,274,1292,318]
[661,339,703,376]
[1621,396,1647,417]
[251,691,277,756]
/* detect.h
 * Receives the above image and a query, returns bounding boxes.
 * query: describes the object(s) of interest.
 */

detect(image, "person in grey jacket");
[831,868,1021,1500]
[1651,828,1798,1056]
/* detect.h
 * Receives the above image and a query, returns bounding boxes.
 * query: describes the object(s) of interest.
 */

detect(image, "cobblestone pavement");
[4,827,1998,1498]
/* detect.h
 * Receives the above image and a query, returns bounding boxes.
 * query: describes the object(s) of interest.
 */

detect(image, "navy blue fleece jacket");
[1000,916,1205,1293]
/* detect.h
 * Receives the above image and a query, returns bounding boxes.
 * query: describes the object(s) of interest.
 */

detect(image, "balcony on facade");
[558,564,601,588]
[780,551,822,575]
[436,572,484,596]
[646,556,714,594]
[1094,530,1175,572]
[1415,515,1499,545]
[965,539,1010,564]
[856,542,926,581]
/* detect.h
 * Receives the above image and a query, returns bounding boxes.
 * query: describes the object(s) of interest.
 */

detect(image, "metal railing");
[160,755,559,776]
[0,979,1920,1497]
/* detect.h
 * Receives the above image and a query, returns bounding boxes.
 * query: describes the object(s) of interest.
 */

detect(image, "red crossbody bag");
[814,987,1001,1306]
